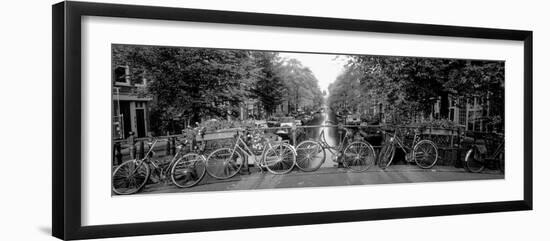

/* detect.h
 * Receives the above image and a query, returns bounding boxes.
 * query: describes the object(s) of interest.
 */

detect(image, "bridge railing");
[112,124,467,166]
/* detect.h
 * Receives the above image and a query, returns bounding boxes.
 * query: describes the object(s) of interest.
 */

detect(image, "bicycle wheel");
[264,143,296,174]
[378,143,396,169]
[413,140,439,169]
[464,148,485,173]
[342,141,376,172]
[295,140,325,172]
[112,159,150,195]
[171,153,207,188]
[206,148,244,179]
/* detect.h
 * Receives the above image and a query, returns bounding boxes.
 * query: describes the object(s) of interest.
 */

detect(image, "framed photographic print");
[52,1,533,240]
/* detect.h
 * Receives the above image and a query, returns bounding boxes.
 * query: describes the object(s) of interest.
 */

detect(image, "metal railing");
[112,124,472,166]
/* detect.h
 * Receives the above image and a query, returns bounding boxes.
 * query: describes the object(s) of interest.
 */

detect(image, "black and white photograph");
[111,44,505,195]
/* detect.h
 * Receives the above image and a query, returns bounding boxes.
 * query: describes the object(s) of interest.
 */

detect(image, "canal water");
[300,105,342,168]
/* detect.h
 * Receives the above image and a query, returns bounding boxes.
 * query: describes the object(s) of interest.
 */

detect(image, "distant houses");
[364,94,501,132]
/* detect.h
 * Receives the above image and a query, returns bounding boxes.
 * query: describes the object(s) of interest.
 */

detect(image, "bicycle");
[111,138,206,195]
[205,128,296,179]
[295,125,376,172]
[464,133,504,173]
[378,126,439,169]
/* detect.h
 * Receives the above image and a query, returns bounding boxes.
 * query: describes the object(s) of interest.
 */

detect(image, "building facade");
[112,65,152,140]
[447,95,493,132]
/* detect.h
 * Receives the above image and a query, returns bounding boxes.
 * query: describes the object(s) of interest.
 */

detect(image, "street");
[138,165,503,194]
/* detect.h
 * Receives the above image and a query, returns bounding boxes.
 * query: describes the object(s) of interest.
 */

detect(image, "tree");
[277,58,324,112]
[113,45,329,134]
[251,54,324,116]
[112,45,259,134]
[250,52,286,116]
[332,55,504,126]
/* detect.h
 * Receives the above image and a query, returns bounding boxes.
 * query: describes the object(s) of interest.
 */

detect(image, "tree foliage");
[112,45,324,135]
[113,45,259,134]
[277,58,324,112]
[250,52,286,116]
[328,55,505,128]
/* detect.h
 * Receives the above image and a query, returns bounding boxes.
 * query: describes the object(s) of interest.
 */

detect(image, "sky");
[278,52,348,93]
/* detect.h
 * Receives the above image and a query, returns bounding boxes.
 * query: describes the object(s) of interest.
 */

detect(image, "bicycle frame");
[385,129,420,154]
[112,138,207,194]
[136,139,191,181]
[129,139,158,171]
[474,138,504,161]
[230,131,276,166]
[318,128,351,155]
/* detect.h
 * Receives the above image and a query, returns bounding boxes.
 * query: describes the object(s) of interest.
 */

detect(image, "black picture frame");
[52,1,533,240]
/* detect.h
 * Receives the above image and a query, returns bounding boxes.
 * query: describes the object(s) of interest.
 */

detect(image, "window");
[449,107,455,122]
[114,66,130,85]
[459,108,467,125]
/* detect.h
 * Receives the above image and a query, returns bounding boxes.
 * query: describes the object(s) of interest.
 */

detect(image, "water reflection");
[319,107,339,168]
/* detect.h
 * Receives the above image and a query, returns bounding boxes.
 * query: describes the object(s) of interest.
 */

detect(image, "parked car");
[266,116,280,127]
[279,117,295,128]
[254,120,268,129]
[346,114,361,125]
[276,117,295,139]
